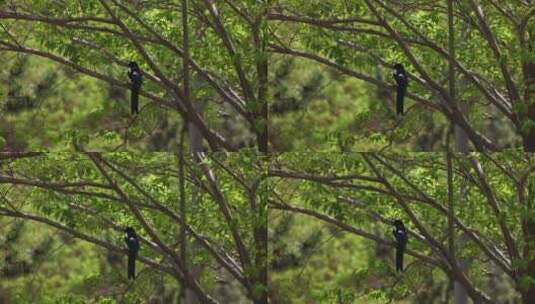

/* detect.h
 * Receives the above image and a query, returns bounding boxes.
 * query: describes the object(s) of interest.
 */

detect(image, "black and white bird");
[127,61,143,114]
[393,64,408,116]
[392,220,408,272]
[124,227,140,280]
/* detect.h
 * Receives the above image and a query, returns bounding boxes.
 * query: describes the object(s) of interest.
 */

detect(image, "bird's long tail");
[396,86,405,115]
[128,252,136,279]
[395,246,404,272]
[131,87,139,114]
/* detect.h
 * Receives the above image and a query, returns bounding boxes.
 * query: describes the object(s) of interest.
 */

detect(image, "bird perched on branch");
[393,64,408,116]
[392,220,408,272]
[124,227,140,280]
[128,61,143,114]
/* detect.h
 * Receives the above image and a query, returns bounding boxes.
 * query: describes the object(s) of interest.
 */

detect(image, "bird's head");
[128,61,138,69]
[394,220,404,228]
[125,226,135,235]
[394,63,404,71]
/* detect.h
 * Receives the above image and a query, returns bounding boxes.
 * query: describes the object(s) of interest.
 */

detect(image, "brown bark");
[253,14,269,153]
[521,218,535,304]
[251,186,268,304]
[520,180,535,304]
[521,62,535,152]
[519,32,535,301]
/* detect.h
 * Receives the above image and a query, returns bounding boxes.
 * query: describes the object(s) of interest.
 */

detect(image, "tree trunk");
[252,223,268,304]
[179,144,204,304]
[455,102,470,153]
[520,258,535,304]
[521,61,535,152]
[454,252,470,304]
[453,180,471,304]
[180,1,203,302]
[521,216,535,304]
[519,18,535,298]
[188,102,206,153]
[448,2,470,303]
[249,176,268,304]
[253,17,268,153]
[181,115,204,304]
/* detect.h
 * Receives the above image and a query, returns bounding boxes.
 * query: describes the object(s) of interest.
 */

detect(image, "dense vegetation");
[0,152,267,303]
[1,0,269,152]
[270,0,535,152]
[269,152,535,303]
[3,0,535,152]
[1,1,535,303]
